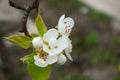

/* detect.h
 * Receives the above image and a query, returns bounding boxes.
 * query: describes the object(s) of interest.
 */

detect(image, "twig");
[8,0,40,38]
[9,0,26,10]
[19,9,31,38]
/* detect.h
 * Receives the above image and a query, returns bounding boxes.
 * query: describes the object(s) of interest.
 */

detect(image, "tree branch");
[9,0,26,10]
[19,9,31,37]
[8,0,40,38]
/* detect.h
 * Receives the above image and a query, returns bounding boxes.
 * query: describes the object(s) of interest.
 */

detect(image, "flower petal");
[65,38,73,61]
[34,55,48,67]
[46,55,58,64]
[32,37,43,48]
[57,54,67,65]
[57,36,68,50]
[51,37,68,55]
[58,24,66,35]
[43,29,58,41]
[63,17,75,28]
[58,14,65,26]
[43,44,54,56]
[49,38,57,49]
[58,15,66,35]
[65,52,73,61]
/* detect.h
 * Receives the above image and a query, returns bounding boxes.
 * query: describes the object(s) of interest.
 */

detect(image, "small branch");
[9,0,26,10]
[19,9,31,38]
[35,0,40,12]
[8,0,40,38]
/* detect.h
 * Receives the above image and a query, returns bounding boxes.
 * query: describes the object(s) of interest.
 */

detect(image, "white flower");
[34,52,58,67]
[57,14,74,61]
[43,29,68,56]
[32,37,43,48]
[58,14,75,36]
[33,14,74,67]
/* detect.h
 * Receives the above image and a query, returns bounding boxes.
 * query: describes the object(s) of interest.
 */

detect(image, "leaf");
[31,34,39,38]
[6,35,32,49]
[35,14,47,37]
[27,64,51,80]
[20,51,36,64]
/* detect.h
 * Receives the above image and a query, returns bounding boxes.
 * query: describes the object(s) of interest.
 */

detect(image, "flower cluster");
[32,15,75,67]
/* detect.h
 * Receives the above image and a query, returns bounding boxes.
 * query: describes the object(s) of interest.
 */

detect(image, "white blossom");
[33,14,75,67]
[34,51,58,67]
[57,15,74,61]
[58,14,75,36]
[43,29,68,56]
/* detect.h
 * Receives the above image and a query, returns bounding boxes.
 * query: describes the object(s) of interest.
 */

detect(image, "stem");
[9,0,26,10]
[19,9,32,38]
[35,0,40,13]
[8,0,40,38]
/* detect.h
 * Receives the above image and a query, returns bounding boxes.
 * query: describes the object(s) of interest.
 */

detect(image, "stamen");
[64,21,67,24]
[43,41,48,45]
[48,46,51,49]
[37,49,48,60]
[57,32,62,39]
[67,28,71,33]
[54,46,58,48]
[39,53,48,60]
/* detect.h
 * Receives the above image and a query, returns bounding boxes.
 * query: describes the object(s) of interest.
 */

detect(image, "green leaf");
[6,35,32,49]
[20,51,36,64]
[31,34,39,38]
[35,14,47,37]
[27,64,51,80]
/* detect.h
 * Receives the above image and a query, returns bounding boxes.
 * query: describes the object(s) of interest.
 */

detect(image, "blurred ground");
[0,0,120,80]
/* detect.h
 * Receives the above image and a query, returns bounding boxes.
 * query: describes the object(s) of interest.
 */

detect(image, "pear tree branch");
[9,0,40,38]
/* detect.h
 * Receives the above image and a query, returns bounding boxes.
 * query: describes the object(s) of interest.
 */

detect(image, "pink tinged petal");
[46,55,58,64]
[43,29,58,41]
[32,37,43,48]
[57,54,67,65]
[63,17,75,28]
[34,55,48,67]
[66,27,72,33]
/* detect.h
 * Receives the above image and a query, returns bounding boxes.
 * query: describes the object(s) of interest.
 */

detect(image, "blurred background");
[0,0,120,80]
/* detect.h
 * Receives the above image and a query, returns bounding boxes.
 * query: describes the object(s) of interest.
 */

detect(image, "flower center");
[36,49,48,60]
[43,41,48,45]
[57,32,62,39]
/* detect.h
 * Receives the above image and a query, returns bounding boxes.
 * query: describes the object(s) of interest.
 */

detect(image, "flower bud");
[57,54,67,65]
[32,37,43,48]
